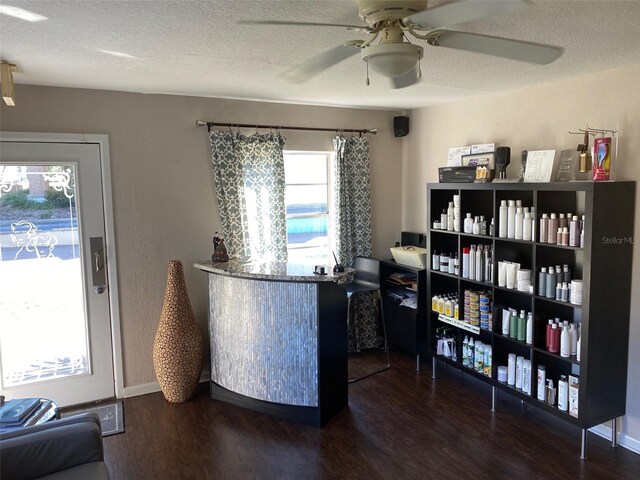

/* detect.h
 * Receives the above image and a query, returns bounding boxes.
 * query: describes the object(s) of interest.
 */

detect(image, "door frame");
[0,131,124,400]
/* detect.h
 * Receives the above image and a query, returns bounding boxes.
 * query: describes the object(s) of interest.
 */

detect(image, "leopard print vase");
[153,260,203,403]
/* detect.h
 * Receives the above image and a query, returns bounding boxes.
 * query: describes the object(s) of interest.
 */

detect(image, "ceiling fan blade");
[433,30,563,64]
[278,41,363,84]
[239,20,370,32]
[391,67,419,89]
[405,0,527,29]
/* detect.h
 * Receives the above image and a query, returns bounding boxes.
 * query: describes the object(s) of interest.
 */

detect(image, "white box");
[390,246,428,269]
[569,375,579,418]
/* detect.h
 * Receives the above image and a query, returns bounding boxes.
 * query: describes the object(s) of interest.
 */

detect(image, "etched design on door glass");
[0,164,88,387]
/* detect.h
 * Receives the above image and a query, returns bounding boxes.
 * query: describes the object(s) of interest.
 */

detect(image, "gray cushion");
[40,462,109,480]
[0,413,108,480]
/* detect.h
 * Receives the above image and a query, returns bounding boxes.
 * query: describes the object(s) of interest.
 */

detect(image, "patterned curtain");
[333,135,377,353]
[333,135,372,265]
[209,131,288,262]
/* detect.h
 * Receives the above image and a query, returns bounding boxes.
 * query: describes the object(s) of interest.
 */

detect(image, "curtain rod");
[195,120,377,135]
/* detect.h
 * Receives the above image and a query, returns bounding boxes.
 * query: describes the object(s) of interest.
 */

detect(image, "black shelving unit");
[380,259,427,370]
[426,181,635,459]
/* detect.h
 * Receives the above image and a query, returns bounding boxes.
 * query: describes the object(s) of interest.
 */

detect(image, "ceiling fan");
[242,0,563,88]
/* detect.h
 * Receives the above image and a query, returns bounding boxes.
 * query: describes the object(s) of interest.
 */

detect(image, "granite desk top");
[194,260,354,283]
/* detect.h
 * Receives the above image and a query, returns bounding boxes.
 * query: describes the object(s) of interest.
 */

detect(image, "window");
[284,151,333,265]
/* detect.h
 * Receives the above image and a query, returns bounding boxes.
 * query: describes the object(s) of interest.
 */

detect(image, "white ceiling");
[2,0,640,110]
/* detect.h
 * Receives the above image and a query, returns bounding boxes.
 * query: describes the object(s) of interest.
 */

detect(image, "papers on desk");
[387,272,417,290]
[385,288,418,309]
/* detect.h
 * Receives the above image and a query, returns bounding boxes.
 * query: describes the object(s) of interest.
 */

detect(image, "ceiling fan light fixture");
[361,42,423,78]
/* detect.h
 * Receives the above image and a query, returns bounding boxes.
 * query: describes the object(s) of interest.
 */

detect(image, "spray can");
[499,200,508,237]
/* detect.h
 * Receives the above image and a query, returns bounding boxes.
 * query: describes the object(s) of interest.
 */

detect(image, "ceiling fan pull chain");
[366,60,370,86]
[417,54,422,79]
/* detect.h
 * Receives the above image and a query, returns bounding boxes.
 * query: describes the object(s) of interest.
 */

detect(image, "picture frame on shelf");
[553,149,578,182]
[523,150,557,183]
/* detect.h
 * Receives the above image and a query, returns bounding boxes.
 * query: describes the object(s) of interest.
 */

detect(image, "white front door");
[0,139,116,406]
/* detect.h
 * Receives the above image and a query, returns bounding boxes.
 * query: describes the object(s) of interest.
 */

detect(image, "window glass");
[284,152,332,265]
[284,154,327,184]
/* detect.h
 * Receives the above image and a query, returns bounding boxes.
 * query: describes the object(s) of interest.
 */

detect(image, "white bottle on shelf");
[522,359,531,395]
[507,353,516,386]
[464,213,473,233]
[499,200,508,238]
[526,312,533,345]
[570,323,578,356]
[462,248,470,278]
[475,245,483,282]
[523,212,532,241]
[469,245,476,280]
[515,356,524,389]
[447,202,454,232]
[530,207,536,241]
[502,309,510,336]
[560,326,571,358]
[558,375,569,411]
[515,207,524,239]
[576,328,581,362]
[507,200,516,238]
[537,365,546,401]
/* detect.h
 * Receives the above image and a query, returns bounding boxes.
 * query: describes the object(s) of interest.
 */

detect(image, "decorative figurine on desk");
[332,251,345,273]
[211,234,229,263]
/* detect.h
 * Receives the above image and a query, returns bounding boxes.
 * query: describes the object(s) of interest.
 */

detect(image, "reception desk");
[194,261,351,427]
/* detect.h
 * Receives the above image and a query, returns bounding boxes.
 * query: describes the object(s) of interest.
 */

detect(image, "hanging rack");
[568,125,618,136]
[195,120,377,135]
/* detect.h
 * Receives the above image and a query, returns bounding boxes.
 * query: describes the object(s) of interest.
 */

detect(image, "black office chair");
[345,256,391,383]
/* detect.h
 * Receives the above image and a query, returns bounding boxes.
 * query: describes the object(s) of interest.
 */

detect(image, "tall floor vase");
[153,260,203,403]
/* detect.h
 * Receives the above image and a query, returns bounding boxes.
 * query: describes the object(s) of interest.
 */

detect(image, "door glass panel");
[0,164,88,388]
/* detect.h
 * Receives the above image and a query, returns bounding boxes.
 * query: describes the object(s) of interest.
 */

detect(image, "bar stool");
[345,256,391,383]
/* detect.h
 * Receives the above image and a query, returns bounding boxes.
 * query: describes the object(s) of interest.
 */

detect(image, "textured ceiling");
[2,0,640,110]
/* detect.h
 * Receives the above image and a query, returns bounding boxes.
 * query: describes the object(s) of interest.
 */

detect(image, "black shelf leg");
[612,418,618,448]
[491,386,497,413]
[416,354,420,371]
[580,429,588,460]
[432,357,437,379]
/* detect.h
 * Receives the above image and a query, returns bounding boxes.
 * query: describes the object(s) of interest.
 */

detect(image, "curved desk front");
[194,261,351,427]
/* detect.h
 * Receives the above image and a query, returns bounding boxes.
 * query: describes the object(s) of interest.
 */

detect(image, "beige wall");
[403,63,640,447]
[0,85,402,390]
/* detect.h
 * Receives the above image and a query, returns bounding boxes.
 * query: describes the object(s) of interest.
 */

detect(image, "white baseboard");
[123,381,161,398]
[590,423,640,455]
[122,370,210,399]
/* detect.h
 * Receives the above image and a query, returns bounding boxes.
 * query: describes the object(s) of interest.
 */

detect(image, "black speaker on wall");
[394,116,410,137]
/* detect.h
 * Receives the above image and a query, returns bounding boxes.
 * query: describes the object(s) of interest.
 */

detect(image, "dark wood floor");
[103,351,640,479]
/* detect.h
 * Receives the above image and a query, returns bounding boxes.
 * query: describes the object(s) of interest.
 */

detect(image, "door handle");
[94,250,103,272]
[89,237,106,290]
